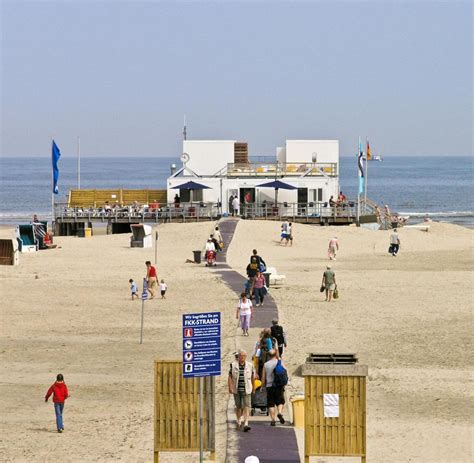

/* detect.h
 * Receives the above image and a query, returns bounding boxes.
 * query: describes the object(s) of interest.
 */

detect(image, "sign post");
[154,231,158,265]
[182,312,221,463]
[140,278,148,344]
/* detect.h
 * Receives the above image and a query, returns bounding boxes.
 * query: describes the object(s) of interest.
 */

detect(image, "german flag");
[366,139,371,161]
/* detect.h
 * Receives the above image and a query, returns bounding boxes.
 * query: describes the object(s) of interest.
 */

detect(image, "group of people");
[280,220,293,246]
[228,318,288,431]
[205,226,224,253]
[329,191,348,208]
[129,261,167,300]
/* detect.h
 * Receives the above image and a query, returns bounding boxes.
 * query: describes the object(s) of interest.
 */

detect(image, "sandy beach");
[1,220,472,462]
[227,220,473,462]
[0,223,236,462]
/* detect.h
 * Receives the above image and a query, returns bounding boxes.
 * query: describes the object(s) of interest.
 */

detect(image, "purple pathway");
[214,219,300,463]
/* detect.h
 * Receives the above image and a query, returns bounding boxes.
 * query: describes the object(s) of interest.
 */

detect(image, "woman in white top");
[236,292,253,337]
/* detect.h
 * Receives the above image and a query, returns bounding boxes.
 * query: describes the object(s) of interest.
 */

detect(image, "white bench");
[404,225,430,232]
[266,267,286,285]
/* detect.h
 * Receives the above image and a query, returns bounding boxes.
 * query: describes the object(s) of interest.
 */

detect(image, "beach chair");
[0,239,19,265]
[266,267,286,285]
[16,225,38,253]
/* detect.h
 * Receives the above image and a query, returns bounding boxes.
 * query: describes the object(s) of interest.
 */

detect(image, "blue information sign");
[182,312,221,378]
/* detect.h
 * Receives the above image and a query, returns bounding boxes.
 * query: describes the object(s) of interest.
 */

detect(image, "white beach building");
[167,139,341,216]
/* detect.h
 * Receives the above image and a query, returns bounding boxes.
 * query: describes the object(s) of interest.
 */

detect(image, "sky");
[1,0,472,157]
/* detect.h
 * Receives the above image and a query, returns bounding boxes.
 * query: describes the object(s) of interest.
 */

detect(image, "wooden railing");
[55,200,375,224]
[217,162,338,178]
[68,189,167,207]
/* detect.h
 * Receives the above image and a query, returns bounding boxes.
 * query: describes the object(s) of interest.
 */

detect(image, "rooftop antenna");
[183,114,187,141]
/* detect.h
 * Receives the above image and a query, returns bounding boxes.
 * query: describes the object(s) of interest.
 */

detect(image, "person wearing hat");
[228,350,255,432]
[322,265,337,302]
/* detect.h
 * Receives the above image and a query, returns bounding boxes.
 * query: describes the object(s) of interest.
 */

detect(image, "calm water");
[0,156,472,226]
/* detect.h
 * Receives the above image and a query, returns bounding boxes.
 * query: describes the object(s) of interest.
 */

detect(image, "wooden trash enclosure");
[154,360,215,463]
[302,354,368,462]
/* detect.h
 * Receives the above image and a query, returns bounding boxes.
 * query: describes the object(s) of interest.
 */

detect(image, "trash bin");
[263,272,271,287]
[290,394,305,428]
[193,250,202,264]
[84,227,92,238]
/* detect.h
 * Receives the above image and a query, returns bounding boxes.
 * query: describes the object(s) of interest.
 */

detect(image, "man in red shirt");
[45,374,69,433]
[146,260,158,299]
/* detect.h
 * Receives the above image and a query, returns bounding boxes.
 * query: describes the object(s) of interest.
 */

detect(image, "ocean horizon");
[1,155,472,227]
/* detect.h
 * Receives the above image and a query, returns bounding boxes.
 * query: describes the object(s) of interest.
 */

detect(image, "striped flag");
[358,136,365,195]
[366,139,371,161]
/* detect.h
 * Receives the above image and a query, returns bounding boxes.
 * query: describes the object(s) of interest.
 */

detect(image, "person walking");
[328,236,339,260]
[389,229,400,256]
[253,271,266,307]
[232,196,240,217]
[213,226,224,249]
[45,374,70,433]
[228,350,255,432]
[145,261,158,299]
[261,350,286,426]
[228,195,234,215]
[251,249,266,272]
[280,221,289,244]
[270,319,287,357]
[286,222,293,246]
[236,292,253,336]
[322,265,337,302]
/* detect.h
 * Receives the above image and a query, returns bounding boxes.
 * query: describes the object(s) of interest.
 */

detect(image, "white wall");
[286,140,339,164]
[276,147,286,164]
[183,140,235,176]
[168,176,339,212]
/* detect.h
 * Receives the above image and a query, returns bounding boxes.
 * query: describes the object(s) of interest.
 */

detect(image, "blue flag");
[52,140,61,194]
[357,136,365,195]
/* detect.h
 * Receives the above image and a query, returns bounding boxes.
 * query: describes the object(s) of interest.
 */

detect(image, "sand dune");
[1,220,472,462]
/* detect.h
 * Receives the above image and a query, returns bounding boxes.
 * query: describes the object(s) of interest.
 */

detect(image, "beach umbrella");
[256,180,297,204]
[172,181,211,202]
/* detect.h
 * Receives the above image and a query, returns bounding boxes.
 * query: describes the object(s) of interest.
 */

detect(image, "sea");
[0,156,472,227]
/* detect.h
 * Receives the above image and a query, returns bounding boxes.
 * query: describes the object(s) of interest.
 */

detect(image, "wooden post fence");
[154,360,215,463]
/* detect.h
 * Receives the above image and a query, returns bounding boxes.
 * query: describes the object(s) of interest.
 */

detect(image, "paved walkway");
[214,219,300,463]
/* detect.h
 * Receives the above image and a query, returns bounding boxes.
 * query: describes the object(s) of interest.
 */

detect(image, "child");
[129,279,138,300]
[159,279,168,299]
[45,373,69,433]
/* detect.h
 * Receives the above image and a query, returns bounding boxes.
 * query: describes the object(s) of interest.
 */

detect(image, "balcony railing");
[226,162,337,177]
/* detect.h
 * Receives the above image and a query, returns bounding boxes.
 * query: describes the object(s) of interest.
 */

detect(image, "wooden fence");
[154,361,215,462]
[303,363,368,462]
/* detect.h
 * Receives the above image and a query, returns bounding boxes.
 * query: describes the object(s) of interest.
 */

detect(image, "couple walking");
[228,349,287,431]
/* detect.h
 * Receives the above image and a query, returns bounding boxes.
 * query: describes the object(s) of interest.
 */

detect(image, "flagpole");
[356,136,360,226]
[77,136,81,189]
[51,138,54,231]
[364,137,369,208]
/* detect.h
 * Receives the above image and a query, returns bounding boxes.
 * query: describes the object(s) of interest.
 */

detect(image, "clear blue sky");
[1,1,472,157]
